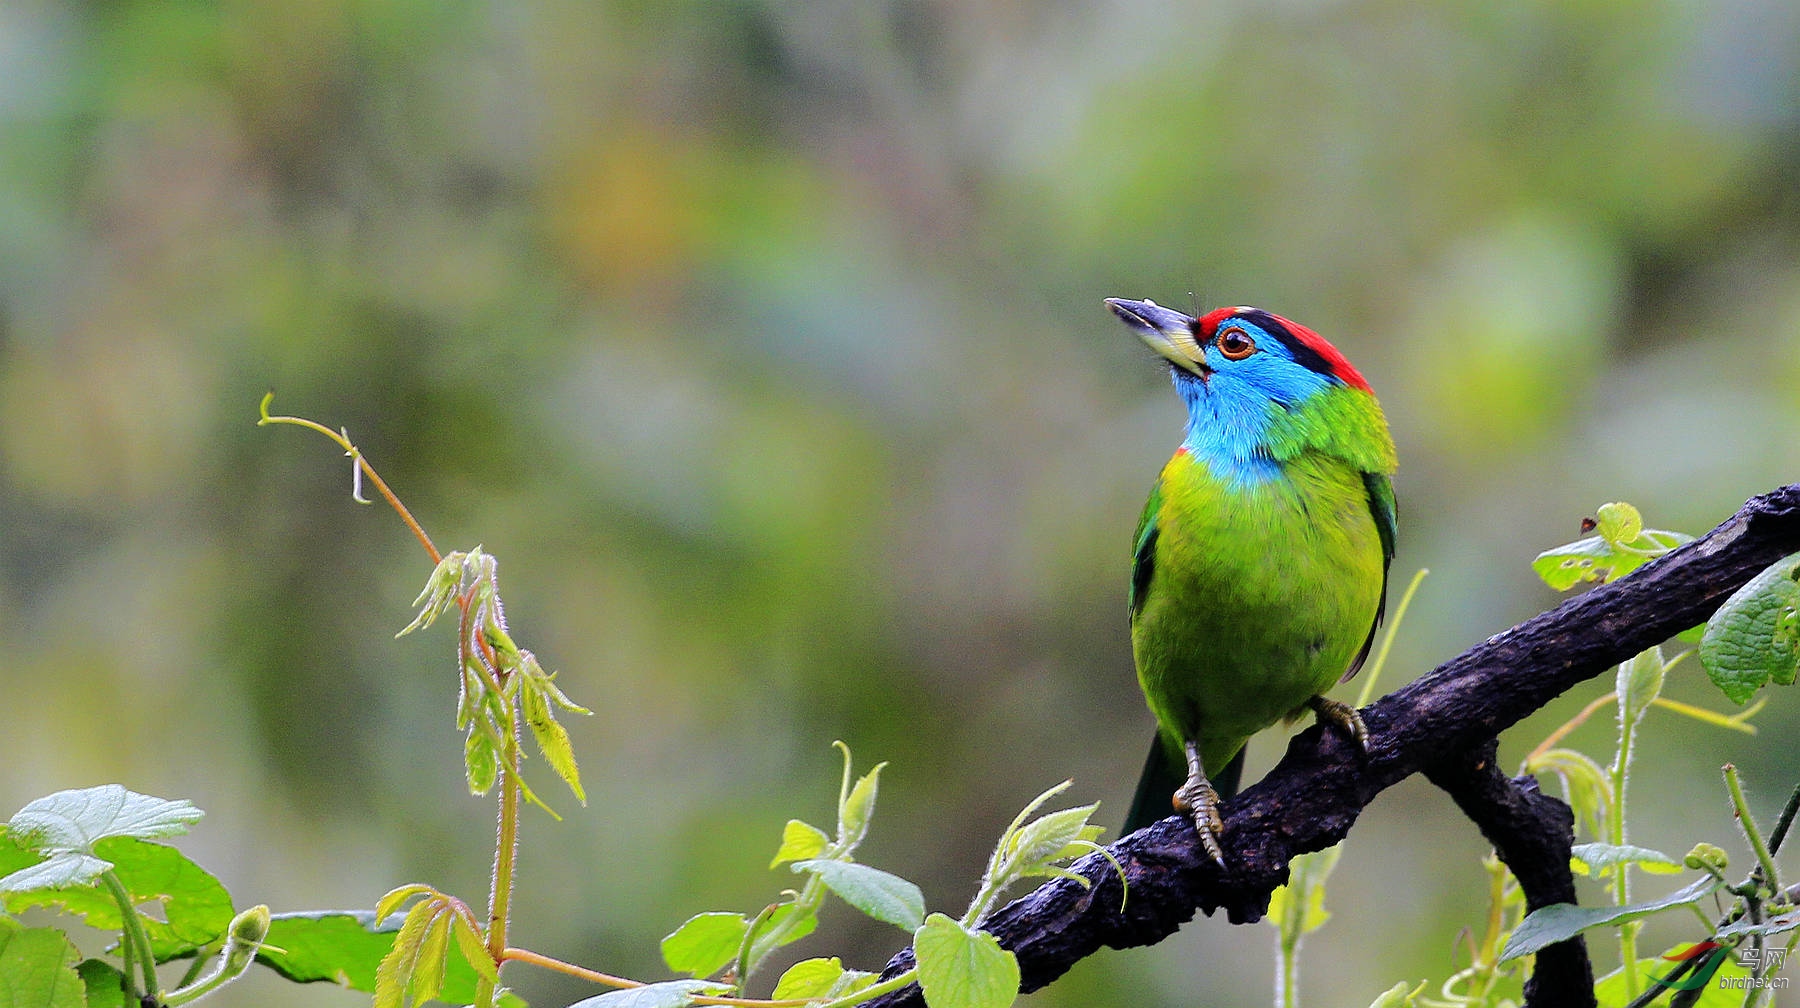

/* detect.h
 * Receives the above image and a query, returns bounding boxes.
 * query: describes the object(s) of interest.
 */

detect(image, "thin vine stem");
[258,393,441,563]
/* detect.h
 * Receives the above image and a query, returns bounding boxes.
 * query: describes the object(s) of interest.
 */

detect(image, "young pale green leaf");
[660,912,748,977]
[407,908,453,1007]
[770,819,830,868]
[1522,748,1612,840]
[6,786,202,854]
[1594,502,1643,547]
[790,859,925,932]
[375,884,437,925]
[465,730,500,796]
[771,957,847,1000]
[521,653,591,713]
[522,674,587,803]
[450,913,497,982]
[374,901,435,1008]
[913,914,1019,1008]
[1499,877,1718,962]
[1000,804,1100,876]
[839,763,887,849]
[567,978,726,1008]
[1366,981,1421,1008]
[1267,846,1342,940]
[1616,646,1666,731]
[0,919,85,1008]
[397,550,467,637]
[1700,552,1800,705]
[1570,842,1683,876]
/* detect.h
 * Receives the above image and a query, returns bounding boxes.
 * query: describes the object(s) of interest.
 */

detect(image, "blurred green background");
[4,1,1800,1005]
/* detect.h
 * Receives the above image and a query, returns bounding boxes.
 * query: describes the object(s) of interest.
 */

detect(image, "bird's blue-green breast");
[1130,432,1389,776]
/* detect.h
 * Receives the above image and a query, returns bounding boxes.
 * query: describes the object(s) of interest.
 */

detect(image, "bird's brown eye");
[1216,327,1256,360]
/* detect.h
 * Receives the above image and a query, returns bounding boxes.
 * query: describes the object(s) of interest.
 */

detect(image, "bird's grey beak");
[1105,298,1209,377]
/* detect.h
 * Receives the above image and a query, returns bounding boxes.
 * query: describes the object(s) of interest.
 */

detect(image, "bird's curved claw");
[1308,695,1369,751]
[1172,777,1226,867]
[1174,740,1229,867]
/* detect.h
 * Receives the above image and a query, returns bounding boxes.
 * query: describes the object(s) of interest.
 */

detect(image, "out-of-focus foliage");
[3,2,1800,1006]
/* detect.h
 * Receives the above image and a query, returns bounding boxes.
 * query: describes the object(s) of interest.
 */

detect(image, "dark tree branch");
[1425,740,1592,1007]
[866,483,1800,1008]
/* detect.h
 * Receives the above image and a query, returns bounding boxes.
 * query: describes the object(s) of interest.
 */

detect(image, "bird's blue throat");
[1172,362,1336,488]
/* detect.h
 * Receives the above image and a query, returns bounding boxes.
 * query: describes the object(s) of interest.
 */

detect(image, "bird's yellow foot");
[1174,740,1228,866]
[1308,695,1369,750]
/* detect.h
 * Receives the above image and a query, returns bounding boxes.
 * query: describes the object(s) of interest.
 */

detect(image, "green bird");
[1106,298,1397,864]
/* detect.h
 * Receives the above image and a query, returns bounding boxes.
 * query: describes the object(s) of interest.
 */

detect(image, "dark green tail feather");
[1122,738,1245,835]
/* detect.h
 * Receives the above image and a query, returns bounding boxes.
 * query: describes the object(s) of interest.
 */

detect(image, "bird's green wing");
[1340,471,1398,683]
[1129,478,1163,618]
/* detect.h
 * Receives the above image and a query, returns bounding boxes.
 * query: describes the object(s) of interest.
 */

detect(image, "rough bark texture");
[865,483,1800,1008]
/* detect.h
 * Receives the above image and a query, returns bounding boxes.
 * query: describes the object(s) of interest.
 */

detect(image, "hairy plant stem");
[1724,765,1782,895]
[101,868,159,1004]
[478,717,525,1008]
[1611,702,1639,996]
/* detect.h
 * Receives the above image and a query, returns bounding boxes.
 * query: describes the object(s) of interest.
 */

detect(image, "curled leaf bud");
[1684,843,1729,874]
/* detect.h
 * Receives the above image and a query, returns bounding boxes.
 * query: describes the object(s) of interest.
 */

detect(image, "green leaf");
[770,820,830,868]
[75,958,126,1008]
[771,957,846,1000]
[3,839,235,961]
[1499,877,1718,962]
[1594,502,1643,547]
[1616,647,1666,730]
[1267,847,1342,940]
[5,787,202,853]
[466,730,500,795]
[1700,552,1800,704]
[375,900,434,1008]
[522,673,587,803]
[1571,842,1684,876]
[1533,535,1615,591]
[1532,526,1692,591]
[1002,804,1101,875]
[406,908,453,1007]
[451,914,497,982]
[397,551,467,637]
[1715,905,1800,941]
[258,911,401,989]
[0,919,86,1008]
[0,853,111,894]
[568,979,725,1008]
[839,763,886,849]
[659,912,747,977]
[790,859,925,932]
[1366,981,1421,1008]
[257,911,517,1006]
[375,884,436,925]
[1522,748,1613,840]
[913,914,1019,1008]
